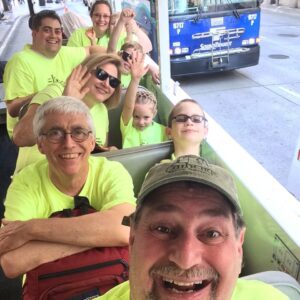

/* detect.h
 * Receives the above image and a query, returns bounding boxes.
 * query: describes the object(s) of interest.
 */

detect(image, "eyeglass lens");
[42,128,91,143]
[95,68,120,88]
[121,51,132,62]
[173,114,206,123]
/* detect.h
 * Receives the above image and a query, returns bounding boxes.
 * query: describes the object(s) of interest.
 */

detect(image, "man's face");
[32,17,62,58]
[167,102,208,146]
[37,112,95,179]
[129,183,245,300]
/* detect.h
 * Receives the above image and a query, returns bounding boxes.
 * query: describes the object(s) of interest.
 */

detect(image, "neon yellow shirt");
[14,83,109,173]
[120,117,167,148]
[121,73,132,89]
[67,27,126,51]
[96,279,289,300]
[3,45,86,137]
[5,156,136,220]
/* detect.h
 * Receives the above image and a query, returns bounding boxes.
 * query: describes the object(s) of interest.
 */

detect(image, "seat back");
[243,271,300,300]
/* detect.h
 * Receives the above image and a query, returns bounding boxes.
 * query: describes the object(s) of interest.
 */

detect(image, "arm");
[126,20,153,53]
[0,203,135,255]
[6,94,36,118]
[85,45,107,55]
[85,27,97,46]
[12,103,39,146]
[1,241,89,278]
[107,8,135,53]
[122,52,149,125]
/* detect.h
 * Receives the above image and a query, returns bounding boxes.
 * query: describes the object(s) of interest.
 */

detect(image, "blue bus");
[166,0,262,77]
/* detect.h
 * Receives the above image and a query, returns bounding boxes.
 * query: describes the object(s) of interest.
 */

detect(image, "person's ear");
[37,137,46,154]
[166,127,172,140]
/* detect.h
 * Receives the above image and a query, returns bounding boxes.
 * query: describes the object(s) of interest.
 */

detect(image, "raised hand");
[119,8,135,25]
[85,27,97,45]
[63,65,91,100]
[129,50,149,81]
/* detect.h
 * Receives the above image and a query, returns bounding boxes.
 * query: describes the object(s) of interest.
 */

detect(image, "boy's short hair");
[167,99,207,128]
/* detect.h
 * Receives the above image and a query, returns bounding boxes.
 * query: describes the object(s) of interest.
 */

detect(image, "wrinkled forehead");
[139,182,233,220]
[39,17,61,29]
[174,101,204,116]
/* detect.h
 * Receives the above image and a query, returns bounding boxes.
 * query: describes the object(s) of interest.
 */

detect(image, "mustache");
[149,262,219,280]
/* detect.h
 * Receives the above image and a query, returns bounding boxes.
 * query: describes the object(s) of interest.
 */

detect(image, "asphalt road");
[179,8,300,190]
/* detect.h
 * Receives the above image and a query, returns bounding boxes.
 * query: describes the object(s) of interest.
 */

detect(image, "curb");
[0,14,29,57]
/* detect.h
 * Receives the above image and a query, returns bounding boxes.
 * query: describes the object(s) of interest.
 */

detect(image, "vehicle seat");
[242,271,300,300]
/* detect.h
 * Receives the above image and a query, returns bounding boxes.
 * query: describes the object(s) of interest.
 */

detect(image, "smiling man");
[99,155,288,300]
[0,96,136,278]
[3,10,105,139]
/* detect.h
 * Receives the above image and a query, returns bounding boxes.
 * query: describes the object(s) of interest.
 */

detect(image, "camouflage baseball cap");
[137,155,242,215]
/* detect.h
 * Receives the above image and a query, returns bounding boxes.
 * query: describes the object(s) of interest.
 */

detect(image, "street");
[179,8,300,189]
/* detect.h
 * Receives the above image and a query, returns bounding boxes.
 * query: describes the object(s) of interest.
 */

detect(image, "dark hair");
[31,10,61,30]
[167,99,207,128]
[131,181,245,236]
[90,0,112,18]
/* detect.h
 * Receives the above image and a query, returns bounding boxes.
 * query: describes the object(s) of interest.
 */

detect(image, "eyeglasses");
[92,13,111,19]
[172,114,207,124]
[93,68,121,88]
[41,128,92,144]
[120,50,132,62]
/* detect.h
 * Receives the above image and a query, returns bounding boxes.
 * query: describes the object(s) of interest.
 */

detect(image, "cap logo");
[165,156,215,176]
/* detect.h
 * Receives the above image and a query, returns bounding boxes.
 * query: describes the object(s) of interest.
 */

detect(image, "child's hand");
[63,65,91,99]
[120,8,135,25]
[129,51,149,81]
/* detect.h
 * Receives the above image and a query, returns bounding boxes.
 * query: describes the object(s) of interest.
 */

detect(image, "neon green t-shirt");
[121,73,132,89]
[96,279,289,300]
[5,156,136,220]
[3,45,86,137]
[13,83,109,173]
[67,27,126,51]
[120,117,167,148]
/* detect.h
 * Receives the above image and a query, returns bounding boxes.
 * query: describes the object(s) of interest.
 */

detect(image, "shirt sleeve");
[99,160,136,211]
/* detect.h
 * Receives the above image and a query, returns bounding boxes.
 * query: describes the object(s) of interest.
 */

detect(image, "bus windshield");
[168,0,259,15]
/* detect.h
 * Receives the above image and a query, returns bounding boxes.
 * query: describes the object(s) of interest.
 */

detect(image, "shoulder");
[98,281,130,299]
[232,279,289,300]
[89,156,127,173]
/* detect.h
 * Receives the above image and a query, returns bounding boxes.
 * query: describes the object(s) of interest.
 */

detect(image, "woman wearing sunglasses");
[12,53,122,173]
[162,99,209,161]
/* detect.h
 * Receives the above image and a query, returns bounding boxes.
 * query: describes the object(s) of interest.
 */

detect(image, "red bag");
[22,196,129,300]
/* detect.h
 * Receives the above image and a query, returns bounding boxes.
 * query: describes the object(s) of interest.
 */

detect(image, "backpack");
[22,196,129,300]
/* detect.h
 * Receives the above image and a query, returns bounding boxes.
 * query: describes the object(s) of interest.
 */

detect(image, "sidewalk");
[0,0,66,58]
[261,2,300,16]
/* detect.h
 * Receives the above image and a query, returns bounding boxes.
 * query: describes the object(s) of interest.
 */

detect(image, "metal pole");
[155,0,171,98]
[27,0,35,16]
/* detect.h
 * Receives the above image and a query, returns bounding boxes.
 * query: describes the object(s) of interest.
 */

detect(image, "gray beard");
[145,277,219,300]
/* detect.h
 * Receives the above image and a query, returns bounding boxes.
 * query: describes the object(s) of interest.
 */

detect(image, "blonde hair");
[81,53,122,109]
[120,41,143,53]
[135,87,157,112]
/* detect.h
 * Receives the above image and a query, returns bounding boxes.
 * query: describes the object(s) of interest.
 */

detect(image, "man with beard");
[99,155,288,299]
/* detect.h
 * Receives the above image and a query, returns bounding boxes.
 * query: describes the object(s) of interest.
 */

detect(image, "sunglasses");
[93,68,121,88]
[172,114,207,124]
[121,51,132,62]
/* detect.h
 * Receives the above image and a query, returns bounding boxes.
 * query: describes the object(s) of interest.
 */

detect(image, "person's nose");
[62,133,76,147]
[168,232,203,270]
[185,117,194,126]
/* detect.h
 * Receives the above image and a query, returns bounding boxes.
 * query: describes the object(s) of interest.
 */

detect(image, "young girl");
[119,41,160,88]
[165,99,209,160]
[120,51,167,148]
